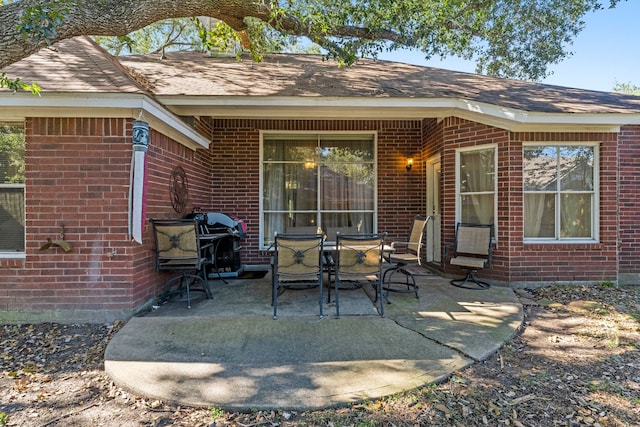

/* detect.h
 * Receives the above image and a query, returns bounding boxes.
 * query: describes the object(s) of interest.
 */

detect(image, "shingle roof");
[3,37,145,94]
[4,36,640,116]
[118,51,640,115]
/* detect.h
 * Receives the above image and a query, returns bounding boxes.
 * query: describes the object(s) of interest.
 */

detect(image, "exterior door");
[426,156,441,264]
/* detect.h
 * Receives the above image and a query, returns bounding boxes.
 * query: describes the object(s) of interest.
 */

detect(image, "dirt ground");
[1,284,638,427]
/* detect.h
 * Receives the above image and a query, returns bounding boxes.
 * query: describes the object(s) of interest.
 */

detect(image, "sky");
[378,1,639,93]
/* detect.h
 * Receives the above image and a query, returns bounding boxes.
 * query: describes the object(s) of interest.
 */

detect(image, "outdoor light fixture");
[406,157,414,171]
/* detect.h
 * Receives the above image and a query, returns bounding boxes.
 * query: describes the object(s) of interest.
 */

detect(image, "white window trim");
[454,144,498,235]
[522,142,600,244]
[259,130,378,250]
[0,123,26,257]
[0,182,26,257]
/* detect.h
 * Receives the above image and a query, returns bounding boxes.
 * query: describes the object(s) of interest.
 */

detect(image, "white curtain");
[524,193,546,237]
[263,136,374,245]
[320,139,374,232]
[460,149,494,225]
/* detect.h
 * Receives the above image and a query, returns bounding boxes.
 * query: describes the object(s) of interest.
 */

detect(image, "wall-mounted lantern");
[406,157,414,171]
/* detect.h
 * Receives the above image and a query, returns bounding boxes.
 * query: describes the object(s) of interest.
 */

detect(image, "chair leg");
[376,279,385,318]
[184,274,192,309]
[334,279,340,318]
[378,265,398,303]
[273,287,278,320]
[272,275,278,319]
[159,272,210,308]
[383,266,419,303]
[200,268,213,299]
[450,270,490,289]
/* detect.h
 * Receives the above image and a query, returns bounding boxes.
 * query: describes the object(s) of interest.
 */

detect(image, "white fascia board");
[0,92,209,150]
[158,95,640,132]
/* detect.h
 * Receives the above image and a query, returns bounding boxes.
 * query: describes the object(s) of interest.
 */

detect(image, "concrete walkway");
[104,272,523,410]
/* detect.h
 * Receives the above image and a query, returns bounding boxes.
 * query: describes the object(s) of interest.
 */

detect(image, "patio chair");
[333,233,387,318]
[150,218,213,308]
[382,215,430,301]
[323,226,358,288]
[449,223,494,289]
[271,232,325,319]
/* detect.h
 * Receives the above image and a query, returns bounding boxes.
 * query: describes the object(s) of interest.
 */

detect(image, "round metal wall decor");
[169,166,189,213]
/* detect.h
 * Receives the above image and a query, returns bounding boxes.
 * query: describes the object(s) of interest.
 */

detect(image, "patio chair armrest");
[199,242,214,251]
[389,241,411,249]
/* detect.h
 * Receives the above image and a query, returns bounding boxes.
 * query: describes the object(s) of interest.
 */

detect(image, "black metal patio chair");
[333,232,387,318]
[449,223,494,289]
[271,232,325,319]
[150,218,213,308]
[382,215,430,301]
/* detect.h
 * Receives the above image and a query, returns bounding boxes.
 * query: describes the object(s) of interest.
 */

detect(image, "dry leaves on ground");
[1,284,639,426]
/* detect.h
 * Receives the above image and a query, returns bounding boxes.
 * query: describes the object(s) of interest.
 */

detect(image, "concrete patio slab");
[105,273,523,410]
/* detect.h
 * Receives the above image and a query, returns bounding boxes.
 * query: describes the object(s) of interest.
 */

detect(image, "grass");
[209,406,225,420]
[588,379,626,394]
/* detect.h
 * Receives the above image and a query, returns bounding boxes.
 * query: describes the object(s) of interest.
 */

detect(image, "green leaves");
[279,0,612,81]
[613,81,640,95]
[0,72,40,95]
[0,0,625,81]
[17,0,69,46]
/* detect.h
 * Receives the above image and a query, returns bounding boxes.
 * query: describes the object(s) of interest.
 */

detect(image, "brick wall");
[507,131,618,285]
[435,117,619,285]
[0,118,211,323]
[209,119,425,265]
[208,118,627,285]
[618,125,640,284]
[2,115,636,323]
[438,118,511,282]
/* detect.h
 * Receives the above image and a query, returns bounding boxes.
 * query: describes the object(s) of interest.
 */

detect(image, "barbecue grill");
[185,210,246,279]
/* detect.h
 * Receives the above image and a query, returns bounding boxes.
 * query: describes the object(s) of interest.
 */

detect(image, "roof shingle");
[4,37,145,94]
[118,51,640,114]
[4,37,640,115]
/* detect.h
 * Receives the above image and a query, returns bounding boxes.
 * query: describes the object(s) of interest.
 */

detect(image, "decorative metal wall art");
[170,166,189,214]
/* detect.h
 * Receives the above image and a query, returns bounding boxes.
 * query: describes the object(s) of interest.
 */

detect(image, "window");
[456,145,496,226]
[523,144,597,241]
[0,123,25,253]
[261,133,376,248]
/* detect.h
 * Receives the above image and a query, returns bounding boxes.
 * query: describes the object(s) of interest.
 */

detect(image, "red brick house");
[1,37,639,323]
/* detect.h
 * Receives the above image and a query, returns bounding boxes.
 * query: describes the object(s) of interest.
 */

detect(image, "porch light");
[406,157,414,171]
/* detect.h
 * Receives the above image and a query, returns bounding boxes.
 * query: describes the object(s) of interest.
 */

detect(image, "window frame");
[522,142,599,244]
[259,131,378,250]
[455,144,498,232]
[0,122,26,257]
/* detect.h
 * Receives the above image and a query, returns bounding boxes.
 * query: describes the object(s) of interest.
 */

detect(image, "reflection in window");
[0,123,25,253]
[262,134,375,247]
[523,145,596,240]
[457,146,496,226]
